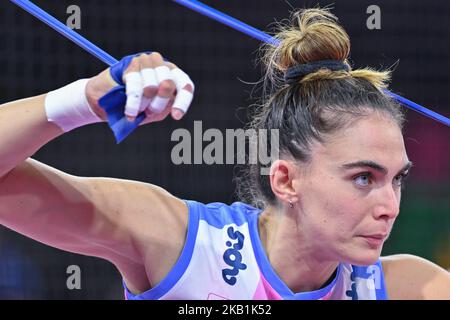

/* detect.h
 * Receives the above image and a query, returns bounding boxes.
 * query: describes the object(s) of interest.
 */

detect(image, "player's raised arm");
[0,52,194,293]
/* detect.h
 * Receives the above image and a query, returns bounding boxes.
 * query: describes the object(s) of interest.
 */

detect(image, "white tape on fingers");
[141,68,158,89]
[172,68,195,114]
[149,96,170,113]
[173,89,194,114]
[155,65,173,83]
[171,68,195,91]
[139,96,152,113]
[45,79,103,132]
[124,71,143,117]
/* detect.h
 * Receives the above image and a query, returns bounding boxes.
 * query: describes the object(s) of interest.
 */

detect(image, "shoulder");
[96,179,189,293]
[88,178,189,248]
[184,200,258,228]
[381,254,450,299]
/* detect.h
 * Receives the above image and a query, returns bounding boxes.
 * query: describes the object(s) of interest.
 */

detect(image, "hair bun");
[262,7,391,88]
[284,59,350,84]
[265,8,350,72]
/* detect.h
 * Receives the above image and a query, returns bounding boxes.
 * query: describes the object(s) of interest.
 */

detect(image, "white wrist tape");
[45,79,103,132]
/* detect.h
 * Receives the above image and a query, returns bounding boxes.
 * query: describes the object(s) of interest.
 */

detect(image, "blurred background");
[0,0,449,299]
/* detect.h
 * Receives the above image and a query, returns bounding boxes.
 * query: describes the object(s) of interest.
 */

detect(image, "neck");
[258,206,339,293]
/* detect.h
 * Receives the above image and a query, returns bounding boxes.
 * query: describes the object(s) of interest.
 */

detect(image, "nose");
[373,184,400,221]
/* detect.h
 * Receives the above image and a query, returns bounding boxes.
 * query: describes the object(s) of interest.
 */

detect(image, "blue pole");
[173,0,450,127]
[10,0,118,66]
[172,0,280,46]
[9,0,450,126]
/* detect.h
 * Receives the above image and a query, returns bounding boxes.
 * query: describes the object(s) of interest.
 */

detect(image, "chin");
[341,245,383,266]
[350,254,380,266]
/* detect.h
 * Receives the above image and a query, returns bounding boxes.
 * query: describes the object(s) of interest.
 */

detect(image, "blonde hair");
[262,8,391,88]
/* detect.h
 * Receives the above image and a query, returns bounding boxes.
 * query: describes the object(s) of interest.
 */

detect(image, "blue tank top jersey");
[123,200,388,300]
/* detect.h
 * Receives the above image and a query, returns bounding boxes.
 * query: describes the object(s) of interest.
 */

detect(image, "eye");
[353,173,372,187]
[394,171,410,188]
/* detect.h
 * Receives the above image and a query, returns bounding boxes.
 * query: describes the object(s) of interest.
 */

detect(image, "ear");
[269,159,300,204]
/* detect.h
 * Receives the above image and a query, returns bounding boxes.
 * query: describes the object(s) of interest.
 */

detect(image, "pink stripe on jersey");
[319,288,334,300]
[252,272,282,300]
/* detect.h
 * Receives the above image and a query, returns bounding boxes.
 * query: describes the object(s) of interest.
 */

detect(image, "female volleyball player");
[0,8,449,300]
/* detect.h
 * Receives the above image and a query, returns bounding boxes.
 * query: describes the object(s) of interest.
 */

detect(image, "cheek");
[303,174,366,236]
[332,202,367,237]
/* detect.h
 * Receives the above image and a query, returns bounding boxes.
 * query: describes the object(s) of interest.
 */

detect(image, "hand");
[85,52,194,125]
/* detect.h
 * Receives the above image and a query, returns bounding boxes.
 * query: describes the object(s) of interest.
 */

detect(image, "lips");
[363,234,387,239]
[359,234,387,247]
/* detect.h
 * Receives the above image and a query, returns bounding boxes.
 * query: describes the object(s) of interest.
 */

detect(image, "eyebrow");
[340,160,413,175]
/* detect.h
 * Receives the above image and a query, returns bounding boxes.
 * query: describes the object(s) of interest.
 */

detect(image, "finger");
[140,103,172,126]
[139,54,158,113]
[139,96,152,113]
[123,57,143,121]
[149,65,175,114]
[141,69,158,108]
[171,67,195,120]
[124,72,144,120]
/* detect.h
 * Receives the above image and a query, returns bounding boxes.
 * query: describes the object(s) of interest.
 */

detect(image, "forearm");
[0,94,64,178]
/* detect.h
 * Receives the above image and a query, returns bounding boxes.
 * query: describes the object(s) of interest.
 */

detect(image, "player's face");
[295,112,410,265]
